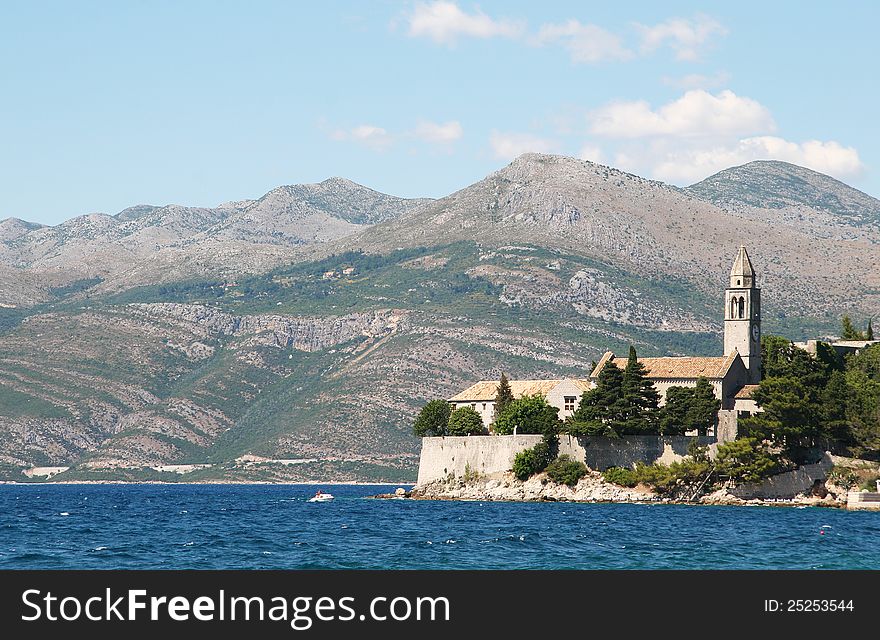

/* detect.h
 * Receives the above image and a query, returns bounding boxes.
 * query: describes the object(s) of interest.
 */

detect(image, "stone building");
[449,379,592,430]
[447,247,764,438]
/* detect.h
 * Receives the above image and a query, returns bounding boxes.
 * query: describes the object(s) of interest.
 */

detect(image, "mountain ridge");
[685,160,880,225]
[1,153,878,481]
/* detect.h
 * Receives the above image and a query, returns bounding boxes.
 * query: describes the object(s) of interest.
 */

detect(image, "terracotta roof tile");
[591,350,739,380]
[735,384,760,399]
[448,378,591,402]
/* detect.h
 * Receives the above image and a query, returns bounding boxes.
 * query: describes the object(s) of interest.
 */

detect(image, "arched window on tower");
[738,297,745,319]
[730,297,737,319]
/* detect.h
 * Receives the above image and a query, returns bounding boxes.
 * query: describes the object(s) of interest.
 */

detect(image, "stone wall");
[416,434,717,485]
[728,453,833,499]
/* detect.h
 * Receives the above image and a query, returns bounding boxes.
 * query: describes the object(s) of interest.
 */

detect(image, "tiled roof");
[448,378,591,402]
[590,350,739,380]
[735,384,760,399]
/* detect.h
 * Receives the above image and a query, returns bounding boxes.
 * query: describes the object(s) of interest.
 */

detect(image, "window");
[471,403,476,410]
[482,403,487,411]
[564,396,576,412]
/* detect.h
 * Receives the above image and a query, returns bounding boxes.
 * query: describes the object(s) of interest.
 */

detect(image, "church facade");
[448,246,764,438]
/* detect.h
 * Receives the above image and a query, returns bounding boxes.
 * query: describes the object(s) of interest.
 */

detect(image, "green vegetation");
[493,395,561,436]
[0,385,71,418]
[49,277,104,299]
[545,455,588,486]
[565,346,666,436]
[447,406,485,436]
[413,399,452,437]
[840,315,873,341]
[659,378,721,436]
[602,438,782,498]
[741,336,880,458]
[493,373,514,422]
[512,441,553,481]
[621,346,661,434]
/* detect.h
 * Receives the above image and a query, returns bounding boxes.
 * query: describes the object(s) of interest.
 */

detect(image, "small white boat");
[308,491,334,503]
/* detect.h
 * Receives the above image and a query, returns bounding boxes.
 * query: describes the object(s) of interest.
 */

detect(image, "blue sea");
[1,484,878,569]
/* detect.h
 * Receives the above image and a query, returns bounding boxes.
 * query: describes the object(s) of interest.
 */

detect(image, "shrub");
[512,442,552,481]
[859,473,880,492]
[602,466,638,487]
[545,455,588,486]
[826,466,858,490]
[447,406,485,436]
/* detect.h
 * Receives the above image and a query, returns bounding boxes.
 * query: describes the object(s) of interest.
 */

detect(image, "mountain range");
[1,155,878,482]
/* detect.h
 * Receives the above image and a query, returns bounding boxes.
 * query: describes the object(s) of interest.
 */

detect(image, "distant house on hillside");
[447,246,765,440]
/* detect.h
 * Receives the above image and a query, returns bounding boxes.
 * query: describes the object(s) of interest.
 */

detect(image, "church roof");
[448,378,592,402]
[590,350,740,381]
[730,245,755,278]
[735,384,760,399]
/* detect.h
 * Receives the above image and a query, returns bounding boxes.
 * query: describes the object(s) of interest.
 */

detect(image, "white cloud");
[406,1,524,44]
[489,131,557,160]
[402,5,728,68]
[585,87,863,185]
[650,137,864,184]
[636,14,727,61]
[589,90,775,139]
[578,143,604,164]
[532,20,633,64]
[412,120,464,143]
[661,71,731,90]
[331,124,393,150]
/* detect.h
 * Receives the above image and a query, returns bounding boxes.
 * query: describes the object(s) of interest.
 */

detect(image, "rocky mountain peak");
[685,160,880,224]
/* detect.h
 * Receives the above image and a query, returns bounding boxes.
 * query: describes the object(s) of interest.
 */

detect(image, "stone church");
[448,246,764,439]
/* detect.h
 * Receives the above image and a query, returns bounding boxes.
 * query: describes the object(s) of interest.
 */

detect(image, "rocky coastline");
[390,470,847,508]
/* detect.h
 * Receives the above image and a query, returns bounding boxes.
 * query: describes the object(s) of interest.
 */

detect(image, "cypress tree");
[841,315,865,340]
[494,373,515,420]
[689,377,721,436]
[569,361,625,436]
[621,346,660,434]
[868,319,874,341]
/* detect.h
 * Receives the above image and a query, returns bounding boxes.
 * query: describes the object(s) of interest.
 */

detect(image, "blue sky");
[2,1,878,225]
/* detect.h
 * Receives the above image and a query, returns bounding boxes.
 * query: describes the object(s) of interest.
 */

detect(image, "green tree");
[658,378,721,436]
[447,406,485,436]
[819,370,852,444]
[740,377,819,445]
[689,377,722,436]
[567,361,626,436]
[714,438,782,483]
[841,315,866,340]
[620,346,660,434]
[412,399,452,437]
[493,373,515,420]
[493,395,561,436]
[868,318,874,341]
[761,335,829,386]
[658,386,692,436]
[842,368,880,454]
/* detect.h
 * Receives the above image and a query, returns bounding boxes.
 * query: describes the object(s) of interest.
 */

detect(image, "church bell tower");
[724,246,761,384]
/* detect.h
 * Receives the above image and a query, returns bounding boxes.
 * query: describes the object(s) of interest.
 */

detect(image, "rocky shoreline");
[385,470,846,508]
